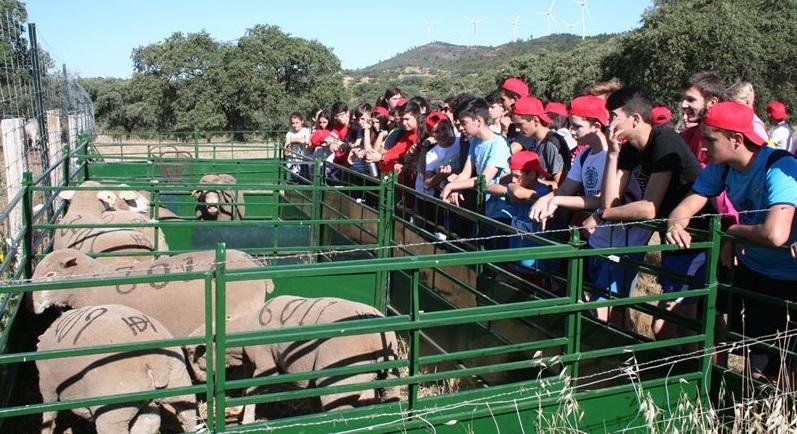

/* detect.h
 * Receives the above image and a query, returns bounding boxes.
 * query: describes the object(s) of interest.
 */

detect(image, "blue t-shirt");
[692,147,797,280]
[468,133,511,219]
[508,184,553,269]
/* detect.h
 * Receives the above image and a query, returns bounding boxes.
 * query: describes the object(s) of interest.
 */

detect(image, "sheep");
[37,304,197,434]
[55,181,169,262]
[193,174,245,220]
[185,295,401,423]
[31,249,273,337]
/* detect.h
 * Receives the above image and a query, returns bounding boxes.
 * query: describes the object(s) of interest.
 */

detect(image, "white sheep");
[37,304,197,434]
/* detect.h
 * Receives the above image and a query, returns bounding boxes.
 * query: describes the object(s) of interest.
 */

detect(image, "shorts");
[659,251,707,305]
[587,252,643,300]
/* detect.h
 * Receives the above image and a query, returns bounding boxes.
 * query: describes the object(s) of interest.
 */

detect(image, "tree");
[605,0,797,114]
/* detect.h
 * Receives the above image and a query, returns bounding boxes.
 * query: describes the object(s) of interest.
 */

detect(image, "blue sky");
[26,0,652,78]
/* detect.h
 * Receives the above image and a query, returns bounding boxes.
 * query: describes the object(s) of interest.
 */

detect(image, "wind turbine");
[575,0,591,40]
[561,19,577,34]
[422,17,438,44]
[506,15,521,41]
[538,0,557,35]
[466,16,485,45]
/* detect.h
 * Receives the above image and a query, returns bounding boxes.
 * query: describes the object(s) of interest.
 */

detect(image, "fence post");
[28,24,49,175]
[21,172,33,279]
[46,110,62,188]
[310,158,324,253]
[213,243,228,433]
[701,216,722,400]
[2,118,26,274]
[374,173,396,312]
[565,227,583,382]
[61,144,70,186]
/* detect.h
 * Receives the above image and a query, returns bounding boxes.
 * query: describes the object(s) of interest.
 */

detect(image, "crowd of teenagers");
[284,72,797,379]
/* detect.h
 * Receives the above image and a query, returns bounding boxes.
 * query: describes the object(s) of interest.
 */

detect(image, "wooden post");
[2,118,27,265]
[46,110,62,188]
[68,114,78,175]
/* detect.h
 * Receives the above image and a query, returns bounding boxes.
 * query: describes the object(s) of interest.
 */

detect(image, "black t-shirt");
[618,126,709,222]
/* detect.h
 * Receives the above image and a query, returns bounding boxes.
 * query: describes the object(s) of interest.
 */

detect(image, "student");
[284,111,311,177]
[600,86,709,341]
[329,101,351,166]
[666,101,797,377]
[766,101,794,153]
[366,101,425,175]
[680,71,726,165]
[423,115,461,196]
[509,96,567,185]
[313,109,332,132]
[441,97,511,223]
[531,95,648,325]
[727,81,769,143]
[502,151,553,273]
[486,90,506,135]
[499,77,537,154]
[544,101,579,160]
[347,103,374,174]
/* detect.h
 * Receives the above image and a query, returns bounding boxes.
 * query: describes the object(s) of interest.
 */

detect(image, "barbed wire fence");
[0,12,96,274]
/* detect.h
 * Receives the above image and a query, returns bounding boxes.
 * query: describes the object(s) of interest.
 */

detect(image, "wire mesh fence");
[0,12,95,280]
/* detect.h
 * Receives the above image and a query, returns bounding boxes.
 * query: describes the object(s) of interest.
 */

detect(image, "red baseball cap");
[544,102,568,118]
[704,102,766,146]
[509,151,550,178]
[651,106,673,126]
[569,95,609,126]
[372,106,390,118]
[310,129,332,147]
[766,101,787,122]
[425,111,448,131]
[512,96,552,126]
[501,77,530,98]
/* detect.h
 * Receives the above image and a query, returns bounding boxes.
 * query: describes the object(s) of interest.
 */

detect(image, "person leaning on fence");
[498,151,554,278]
[284,111,311,177]
[441,97,512,225]
[531,95,649,327]
[766,101,794,153]
[666,101,797,379]
[600,86,711,343]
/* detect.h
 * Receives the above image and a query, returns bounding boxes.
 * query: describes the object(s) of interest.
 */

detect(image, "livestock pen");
[0,133,790,433]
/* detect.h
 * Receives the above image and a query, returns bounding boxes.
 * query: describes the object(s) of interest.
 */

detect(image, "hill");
[344,33,617,103]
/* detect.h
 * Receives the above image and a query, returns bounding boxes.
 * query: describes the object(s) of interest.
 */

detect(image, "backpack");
[546,130,572,178]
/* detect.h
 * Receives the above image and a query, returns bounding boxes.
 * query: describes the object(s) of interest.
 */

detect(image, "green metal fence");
[0,134,791,433]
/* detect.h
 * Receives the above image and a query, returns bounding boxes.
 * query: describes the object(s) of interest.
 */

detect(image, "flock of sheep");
[24,175,401,433]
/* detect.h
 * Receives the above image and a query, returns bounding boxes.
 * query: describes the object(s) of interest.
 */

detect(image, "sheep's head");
[31,249,95,313]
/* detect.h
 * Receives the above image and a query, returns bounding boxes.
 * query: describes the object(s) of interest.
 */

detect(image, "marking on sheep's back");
[122,315,158,335]
[54,306,108,344]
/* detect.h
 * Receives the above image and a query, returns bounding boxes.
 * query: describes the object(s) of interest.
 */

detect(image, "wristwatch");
[594,207,605,222]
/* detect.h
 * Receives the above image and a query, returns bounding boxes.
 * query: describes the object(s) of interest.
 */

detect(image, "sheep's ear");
[119,189,138,201]
[62,256,79,268]
[191,344,206,363]
[58,189,75,201]
[191,190,202,199]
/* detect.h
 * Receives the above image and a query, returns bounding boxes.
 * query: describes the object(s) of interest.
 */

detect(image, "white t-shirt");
[569,147,650,248]
[285,127,311,155]
[418,138,461,194]
[770,123,794,153]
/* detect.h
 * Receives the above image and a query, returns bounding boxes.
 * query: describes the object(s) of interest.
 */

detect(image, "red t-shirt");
[331,124,349,164]
[379,130,418,174]
[681,124,707,165]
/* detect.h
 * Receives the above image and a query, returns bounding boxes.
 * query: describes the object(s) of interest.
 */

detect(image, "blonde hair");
[727,81,755,107]
[583,79,625,100]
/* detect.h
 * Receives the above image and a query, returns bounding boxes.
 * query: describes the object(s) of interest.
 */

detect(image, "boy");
[501,151,553,272]
[680,71,726,164]
[284,111,311,176]
[441,98,511,223]
[600,86,709,341]
[530,95,649,325]
[667,101,797,377]
[509,96,567,185]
